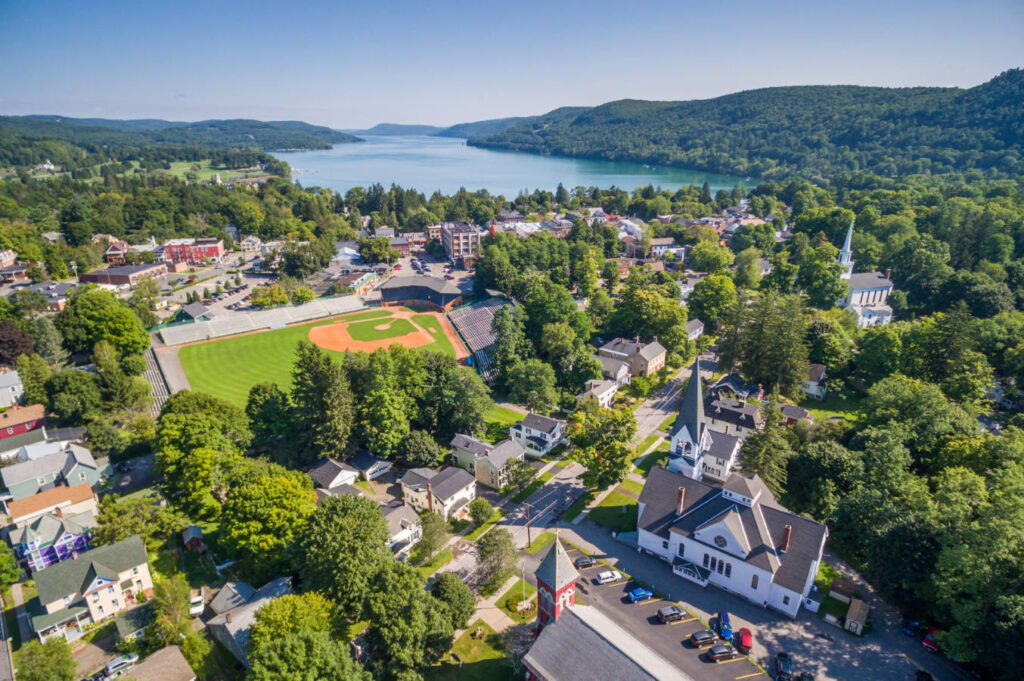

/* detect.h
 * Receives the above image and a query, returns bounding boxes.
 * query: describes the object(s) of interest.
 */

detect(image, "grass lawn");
[636,433,662,456]
[159,159,269,182]
[634,442,670,477]
[561,490,595,522]
[418,548,453,579]
[480,403,526,443]
[815,562,841,593]
[355,480,375,494]
[524,531,555,555]
[3,589,21,651]
[424,620,513,681]
[178,307,455,406]
[617,479,644,496]
[819,594,850,621]
[499,579,538,624]
[465,509,504,541]
[346,317,417,341]
[657,414,677,433]
[588,491,638,533]
[510,471,554,504]
[799,391,865,423]
[346,619,370,640]
[553,457,573,469]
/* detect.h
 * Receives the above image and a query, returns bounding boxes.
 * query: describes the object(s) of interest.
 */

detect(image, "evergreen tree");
[738,398,793,495]
[291,341,354,462]
[32,317,69,368]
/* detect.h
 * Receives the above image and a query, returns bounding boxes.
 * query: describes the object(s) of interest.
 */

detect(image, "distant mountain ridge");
[349,116,531,139]
[469,69,1024,179]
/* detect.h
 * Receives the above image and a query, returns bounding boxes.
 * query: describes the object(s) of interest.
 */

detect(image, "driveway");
[73,634,117,677]
[101,454,156,497]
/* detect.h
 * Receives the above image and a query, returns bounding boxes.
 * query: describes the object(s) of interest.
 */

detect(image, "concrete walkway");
[0,591,14,681]
[10,584,31,647]
[473,575,519,633]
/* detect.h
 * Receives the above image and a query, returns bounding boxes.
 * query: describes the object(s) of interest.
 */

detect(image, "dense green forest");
[471,69,1024,180]
[0,115,360,172]
[350,117,529,139]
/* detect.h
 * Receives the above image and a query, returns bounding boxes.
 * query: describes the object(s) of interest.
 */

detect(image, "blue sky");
[1,0,1021,128]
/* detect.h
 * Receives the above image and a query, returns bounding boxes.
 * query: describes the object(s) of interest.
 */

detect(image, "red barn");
[0,404,46,440]
[161,238,225,265]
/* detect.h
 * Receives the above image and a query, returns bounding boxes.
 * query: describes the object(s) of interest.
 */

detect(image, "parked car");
[394,264,402,270]
[715,611,733,643]
[735,627,753,654]
[775,652,794,681]
[574,556,598,569]
[902,616,921,637]
[705,644,737,662]
[689,630,718,647]
[104,654,139,678]
[189,588,204,616]
[594,570,622,585]
[657,605,686,623]
[627,587,653,603]
[445,274,455,280]
[922,628,940,652]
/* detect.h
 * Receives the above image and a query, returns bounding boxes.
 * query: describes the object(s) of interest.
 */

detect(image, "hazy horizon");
[1,0,1022,129]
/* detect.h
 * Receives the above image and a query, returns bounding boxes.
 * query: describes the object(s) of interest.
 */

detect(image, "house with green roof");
[9,510,94,573]
[28,535,153,642]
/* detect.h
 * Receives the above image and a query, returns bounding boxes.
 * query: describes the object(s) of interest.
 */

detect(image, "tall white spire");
[838,218,854,280]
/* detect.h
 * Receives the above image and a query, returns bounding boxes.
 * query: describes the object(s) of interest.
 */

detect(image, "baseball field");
[175,307,468,405]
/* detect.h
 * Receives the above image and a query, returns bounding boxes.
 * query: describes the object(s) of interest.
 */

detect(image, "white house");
[380,500,422,560]
[307,458,359,491]
[650,237,676,257]
[802,364,827,401]
[576,379,617,409]
[239,236,262,253]
[351,450,392,481]
[686,319,704,342]
[637,466,828,618]
[400,467,476,520]
[0,370,24,409]
[667,362,742,482]
[509,413,565,458]
[594,355,630,387]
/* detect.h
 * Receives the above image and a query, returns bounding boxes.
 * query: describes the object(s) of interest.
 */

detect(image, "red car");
[394,264,402,270]
[922,628,940,652]
[735,627,753,654]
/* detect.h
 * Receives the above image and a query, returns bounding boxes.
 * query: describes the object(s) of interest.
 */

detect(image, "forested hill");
[0,116,360,169]
[470,69,1024,179]
[348,123,444,136]
[435,116,532,139]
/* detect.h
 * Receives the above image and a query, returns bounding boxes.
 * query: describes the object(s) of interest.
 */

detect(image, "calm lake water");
[272,135,748,197]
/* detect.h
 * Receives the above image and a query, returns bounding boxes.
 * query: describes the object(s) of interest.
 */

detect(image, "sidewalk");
[473,575,519,633]
[10,583,31,647]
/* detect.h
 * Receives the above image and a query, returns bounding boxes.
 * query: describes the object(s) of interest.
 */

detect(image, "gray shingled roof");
[1,445,95,488]
[34,536,147,604]
[595,355,629,379]
[482,439,525,470]
[638,341,666,362]
[535,537,577,593]
[707,398,763,429]
[428,467,476,501]
[380,500,420,537]
[378,275,459,295]
[670,362,704,442]
[307,457,357,489]
[208,582,256,615]
[451,434,492,457]
[517,413,562,434]
[848,271,892,291]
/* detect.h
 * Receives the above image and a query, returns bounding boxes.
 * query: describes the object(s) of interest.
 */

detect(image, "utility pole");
[525,503,532,548]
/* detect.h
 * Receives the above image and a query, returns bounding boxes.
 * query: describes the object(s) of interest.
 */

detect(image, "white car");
[595,570,623,584]
[103,654,139,678]
[189,588,204,617]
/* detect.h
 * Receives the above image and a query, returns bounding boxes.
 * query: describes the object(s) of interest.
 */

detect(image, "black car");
[705,644,737,662]
[775,652,794,681]
[689,630,718,648]
[903,616,921,637]
[574,556,598,569]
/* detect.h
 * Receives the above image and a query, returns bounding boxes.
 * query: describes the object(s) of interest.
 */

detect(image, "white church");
[836,220,894,327]
[636,362,829,618]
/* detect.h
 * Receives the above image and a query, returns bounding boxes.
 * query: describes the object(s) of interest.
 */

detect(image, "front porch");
[672,557,711,587]
[30,603,90,642]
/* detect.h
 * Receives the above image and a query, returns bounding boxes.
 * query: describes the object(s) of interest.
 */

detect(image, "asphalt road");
[632,353,718,444]
[499,461,587,549]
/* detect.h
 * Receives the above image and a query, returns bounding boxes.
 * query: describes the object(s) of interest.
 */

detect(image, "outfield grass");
[347,317,417,341]
[588,491,638,533]
[178,308,456,405]
[412,314,456,355]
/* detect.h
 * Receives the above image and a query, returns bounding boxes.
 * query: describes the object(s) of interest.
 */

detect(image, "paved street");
[632,353,717,444]
[498,461,587,549]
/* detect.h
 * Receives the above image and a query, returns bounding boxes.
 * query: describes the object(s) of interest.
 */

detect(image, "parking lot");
[566,543,769,681]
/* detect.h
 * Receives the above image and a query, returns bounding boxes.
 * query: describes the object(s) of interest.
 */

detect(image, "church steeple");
[838,218,854,280]
[535,535,578,631]
[668,361,711,481]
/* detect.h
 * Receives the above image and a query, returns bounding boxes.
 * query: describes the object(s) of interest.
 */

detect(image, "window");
[97,605,104,614]
[91,593,100,603]
[717,561,724,575]
[132,567,139,575]
[79,472,87,481]
[710,557,717,571]
[724,563,731,578]
[751,574,759,590]
[703,553,709,568]
[662,540,669,550]
[677,544,685,558]
[107,585,115,593]
[783,596,790,606]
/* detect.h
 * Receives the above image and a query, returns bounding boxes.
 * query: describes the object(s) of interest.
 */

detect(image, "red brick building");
[161,238,225,265]
[79,262,168,287]
[0,404,46,440]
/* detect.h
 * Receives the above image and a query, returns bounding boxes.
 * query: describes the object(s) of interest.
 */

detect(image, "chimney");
[676,487,686,515]
[226,613,232,624]
[885,268,891,279]
[427,483,434,513]
[780,525,792,554]
[652,336,658,344]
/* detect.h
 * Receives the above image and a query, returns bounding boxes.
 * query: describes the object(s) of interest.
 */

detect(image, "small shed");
[351,450,392,481]
[845,597,870,635]
[182,525,206,552]
[829,577,856,604]
[114,602,154,641]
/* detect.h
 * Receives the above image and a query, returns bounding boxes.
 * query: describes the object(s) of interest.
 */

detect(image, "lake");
[272,135,748,197]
